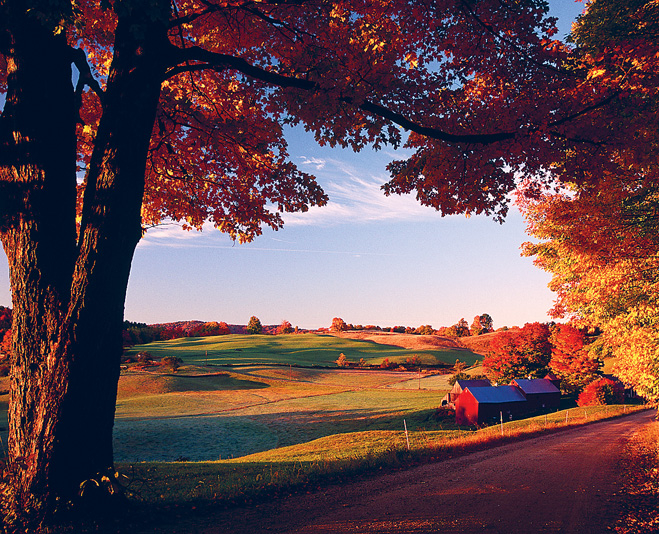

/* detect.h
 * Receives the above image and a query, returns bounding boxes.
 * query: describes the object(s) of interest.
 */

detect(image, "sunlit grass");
[113,376,450,462]
[125,333,480,367]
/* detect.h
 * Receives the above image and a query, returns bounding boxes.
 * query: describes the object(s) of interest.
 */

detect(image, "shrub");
[577,377,625,406]
[433,406,456,422]
[162,356,183,372]
[380,358,395,370]
[136,351,153,364]
[335,353,350,367]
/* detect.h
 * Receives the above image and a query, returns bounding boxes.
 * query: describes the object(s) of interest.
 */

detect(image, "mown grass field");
[124,333,481,367]
[113,333,648,509]
[115,333,480,463]
[114,364,455,462]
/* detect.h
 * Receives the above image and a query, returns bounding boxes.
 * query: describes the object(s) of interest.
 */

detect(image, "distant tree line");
[328,314,496,337]
[122,317,300,346]
[122,320,232,346]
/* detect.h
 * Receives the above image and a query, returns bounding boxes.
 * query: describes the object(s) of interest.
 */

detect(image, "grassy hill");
[125,333,482,368]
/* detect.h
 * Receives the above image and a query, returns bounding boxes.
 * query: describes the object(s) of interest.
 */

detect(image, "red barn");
[511,378,561,413]
[455,386,527,426]
[441,378,491,407]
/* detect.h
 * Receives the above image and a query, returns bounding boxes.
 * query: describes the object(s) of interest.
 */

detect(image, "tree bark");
[0,12,78,527]
[0,3,170,528]
[50,3,170,503]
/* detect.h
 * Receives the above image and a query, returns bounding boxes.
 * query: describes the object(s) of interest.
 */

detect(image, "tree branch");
[165,46,519,145]
[70,46,104,111]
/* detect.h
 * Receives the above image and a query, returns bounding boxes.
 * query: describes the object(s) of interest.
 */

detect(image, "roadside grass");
[118,404,647,507]
[125,333,480,368]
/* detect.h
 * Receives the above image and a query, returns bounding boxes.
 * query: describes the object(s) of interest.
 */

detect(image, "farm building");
[602,374,641,400]
[454,385,527,426]
[511,378,561,413]
[441,378,491,408]
[544,371,562,391]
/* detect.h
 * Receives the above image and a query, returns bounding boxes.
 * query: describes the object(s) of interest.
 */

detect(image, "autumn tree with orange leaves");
[521,0,659,404]
[1,0,649,529]
[483,322,552,382]
[548,324,601,394]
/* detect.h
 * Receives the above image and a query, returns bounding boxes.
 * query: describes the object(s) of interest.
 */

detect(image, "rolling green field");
[115,334,481,463]
[113,365,454,462]
[125,333,480,367]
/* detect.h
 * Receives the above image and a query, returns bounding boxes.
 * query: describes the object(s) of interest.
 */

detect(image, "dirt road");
[142,410,655,534]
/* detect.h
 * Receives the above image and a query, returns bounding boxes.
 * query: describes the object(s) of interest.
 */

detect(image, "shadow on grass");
[113,405,460,463]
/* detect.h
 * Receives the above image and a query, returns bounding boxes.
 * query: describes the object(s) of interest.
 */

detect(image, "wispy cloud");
[139,221,393,256]
[284,157,444,226]
[139,227,392,256]
[300,156,326,170]
[139,154,446,248]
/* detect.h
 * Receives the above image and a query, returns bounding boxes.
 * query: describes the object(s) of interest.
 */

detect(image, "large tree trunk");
[0,12,79,527]
[0,3,169,529]
[49,5,169,504]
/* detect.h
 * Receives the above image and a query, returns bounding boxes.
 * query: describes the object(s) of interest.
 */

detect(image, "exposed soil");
[133,409,656,534]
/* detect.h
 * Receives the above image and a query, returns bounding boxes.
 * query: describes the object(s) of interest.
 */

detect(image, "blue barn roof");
[512,379,560,395]
[465,385,527,404]
[455,379,492,390]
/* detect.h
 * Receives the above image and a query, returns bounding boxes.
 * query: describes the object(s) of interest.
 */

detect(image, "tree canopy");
[520,0,659,402]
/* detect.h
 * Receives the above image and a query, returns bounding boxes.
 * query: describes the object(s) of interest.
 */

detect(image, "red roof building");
[544,371,562,391]
[455,386,527,426]
[441,379,491,407]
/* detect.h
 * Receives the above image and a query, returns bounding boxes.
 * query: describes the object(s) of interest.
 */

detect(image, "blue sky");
[0,1,585,330]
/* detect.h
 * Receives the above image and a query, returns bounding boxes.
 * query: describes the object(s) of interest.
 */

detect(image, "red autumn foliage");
[577,378,625,407]
[549,324,601,394]
[483,323,552,383]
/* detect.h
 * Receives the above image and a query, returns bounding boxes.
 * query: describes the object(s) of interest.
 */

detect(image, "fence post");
[500,411,504,436]
[565,410,569,423]
[404,419,410,451]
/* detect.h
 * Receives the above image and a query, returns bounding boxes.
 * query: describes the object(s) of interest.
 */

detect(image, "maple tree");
[482,322,552,383]
[522,182,659,403]
[548,324,601,394]
[520,0,659,404]
[0,0,588,528]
